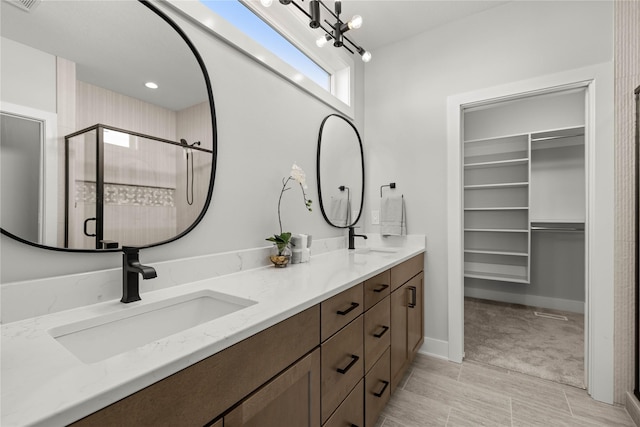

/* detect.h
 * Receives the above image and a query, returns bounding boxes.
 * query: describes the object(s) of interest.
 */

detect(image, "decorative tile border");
[75,181,175,207]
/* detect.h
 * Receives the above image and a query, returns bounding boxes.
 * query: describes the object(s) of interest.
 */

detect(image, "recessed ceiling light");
[145,82,158,89]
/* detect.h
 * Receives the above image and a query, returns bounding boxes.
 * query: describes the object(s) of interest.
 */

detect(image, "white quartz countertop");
[1,244,425,427]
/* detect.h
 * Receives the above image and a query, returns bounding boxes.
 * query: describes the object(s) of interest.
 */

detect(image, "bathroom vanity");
[1,244,425,426]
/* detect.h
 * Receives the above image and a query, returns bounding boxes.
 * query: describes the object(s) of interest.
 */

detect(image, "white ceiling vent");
[5,0,42,13]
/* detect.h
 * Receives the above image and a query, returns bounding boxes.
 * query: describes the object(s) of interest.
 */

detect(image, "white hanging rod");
[530,133,584,142]
[531,226,584,232]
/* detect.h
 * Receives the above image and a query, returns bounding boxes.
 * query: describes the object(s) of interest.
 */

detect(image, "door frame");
[446,63,614,404]
[0,101,58,246]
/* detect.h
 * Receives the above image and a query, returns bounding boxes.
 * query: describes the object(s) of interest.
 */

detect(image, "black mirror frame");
[316,114,365,229]
[0,0,217,253]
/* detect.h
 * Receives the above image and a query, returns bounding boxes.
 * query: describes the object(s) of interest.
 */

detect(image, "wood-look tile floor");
[375,354,635,427]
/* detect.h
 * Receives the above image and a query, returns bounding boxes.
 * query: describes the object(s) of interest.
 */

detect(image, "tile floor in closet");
[374,354,634,427]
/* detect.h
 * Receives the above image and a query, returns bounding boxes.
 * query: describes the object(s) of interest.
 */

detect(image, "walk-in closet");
[462,88,587,388]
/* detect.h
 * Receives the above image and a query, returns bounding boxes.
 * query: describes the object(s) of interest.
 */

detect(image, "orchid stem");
[277,177,292,235]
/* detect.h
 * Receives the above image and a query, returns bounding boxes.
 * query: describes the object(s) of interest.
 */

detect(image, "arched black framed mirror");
[316,114,364,228]
[0,0,216,252]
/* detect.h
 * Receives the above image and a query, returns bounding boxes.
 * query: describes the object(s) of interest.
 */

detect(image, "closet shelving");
[463,134,531,284]
[462,126,586,285]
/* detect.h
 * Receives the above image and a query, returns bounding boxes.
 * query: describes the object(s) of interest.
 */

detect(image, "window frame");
[165,0,356,118]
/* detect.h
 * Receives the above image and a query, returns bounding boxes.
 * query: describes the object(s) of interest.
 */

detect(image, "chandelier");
[260,0,372,62]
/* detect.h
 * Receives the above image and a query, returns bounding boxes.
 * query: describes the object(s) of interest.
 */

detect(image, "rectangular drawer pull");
[337,354,360,374]
[373,380,390,397]
[373,325,389,338]
[337,302,359,316]
[373,284,389,293]
[408,286,417,308]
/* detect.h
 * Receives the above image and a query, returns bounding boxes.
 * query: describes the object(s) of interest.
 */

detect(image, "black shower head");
[180,138,188,146]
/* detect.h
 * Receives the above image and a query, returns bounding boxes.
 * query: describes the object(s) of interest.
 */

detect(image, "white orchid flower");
[290,163,307,189]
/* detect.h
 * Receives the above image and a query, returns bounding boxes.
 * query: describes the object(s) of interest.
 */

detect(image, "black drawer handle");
[337,354,359,374]
[373,325,389,338]
[408,286,417,308]
[373,284,389,293]
[373,380,390,397]
[337,302,359,316]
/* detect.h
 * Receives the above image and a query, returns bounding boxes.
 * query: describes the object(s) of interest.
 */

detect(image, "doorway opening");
[460,88,587,389]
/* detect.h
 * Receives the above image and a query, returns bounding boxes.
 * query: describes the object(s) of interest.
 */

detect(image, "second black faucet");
[348,226,367,250]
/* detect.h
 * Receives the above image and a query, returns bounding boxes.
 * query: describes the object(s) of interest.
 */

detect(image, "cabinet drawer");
[390,253,424,291]
[321,316,364,423]
[321,283,363,342]
[363,270,391,310]
[365,348,391,427]
[363,296,390,374]
[323,379,364,427]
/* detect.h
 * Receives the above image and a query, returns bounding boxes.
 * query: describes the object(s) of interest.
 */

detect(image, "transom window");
[201,1,331,91]
[167,0,355,117]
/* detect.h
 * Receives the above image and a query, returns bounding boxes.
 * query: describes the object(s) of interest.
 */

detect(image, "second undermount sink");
[49,290,257,364]
[354,247,400,254]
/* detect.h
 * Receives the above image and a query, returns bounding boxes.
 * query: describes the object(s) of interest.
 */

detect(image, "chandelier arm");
[342,34,361,52]
[342,44,355,55]
[319,23,335,39]
[318,0,339,21]
[290,0,312,19]
[323,18,336,31]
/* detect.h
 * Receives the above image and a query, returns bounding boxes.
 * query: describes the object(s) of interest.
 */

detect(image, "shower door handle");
[83,217,97,237]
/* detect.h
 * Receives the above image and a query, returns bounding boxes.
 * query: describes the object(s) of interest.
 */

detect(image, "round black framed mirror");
[316,114,365,228]
[0,0,216,252]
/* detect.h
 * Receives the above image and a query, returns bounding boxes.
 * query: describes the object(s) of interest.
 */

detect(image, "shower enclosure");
[65,124,211,249]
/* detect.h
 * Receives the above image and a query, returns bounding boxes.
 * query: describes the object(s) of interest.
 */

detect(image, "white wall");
[363,1,613,346]
[0,4,364,283]
[0,37,57,113]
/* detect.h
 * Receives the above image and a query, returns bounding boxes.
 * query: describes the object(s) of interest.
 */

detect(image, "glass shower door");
[65,128,100,249]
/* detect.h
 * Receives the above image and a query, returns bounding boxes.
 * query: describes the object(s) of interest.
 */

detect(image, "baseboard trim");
[627,392,640,427]
[464,287,585,314]
[418,337,449,360]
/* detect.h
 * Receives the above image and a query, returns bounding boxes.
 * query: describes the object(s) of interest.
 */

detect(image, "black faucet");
[348,226,368,250]
[121,246,157,303]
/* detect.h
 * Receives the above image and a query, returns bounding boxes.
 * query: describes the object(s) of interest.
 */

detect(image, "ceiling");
[1,0,207,112]
[1,0,511,112]
[314,0,511,51]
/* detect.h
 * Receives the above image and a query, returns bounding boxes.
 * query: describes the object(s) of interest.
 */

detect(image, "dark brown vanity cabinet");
[70,307,320,427]
[69,253,424,427]
[390,254,425,393]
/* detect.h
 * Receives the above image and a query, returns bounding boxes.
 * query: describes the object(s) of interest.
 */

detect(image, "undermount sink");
[49,290,257,364]
[354,247,400,254]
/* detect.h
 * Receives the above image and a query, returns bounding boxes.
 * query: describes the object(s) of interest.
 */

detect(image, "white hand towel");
[380,195,406,236]
[329,196,351,227]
